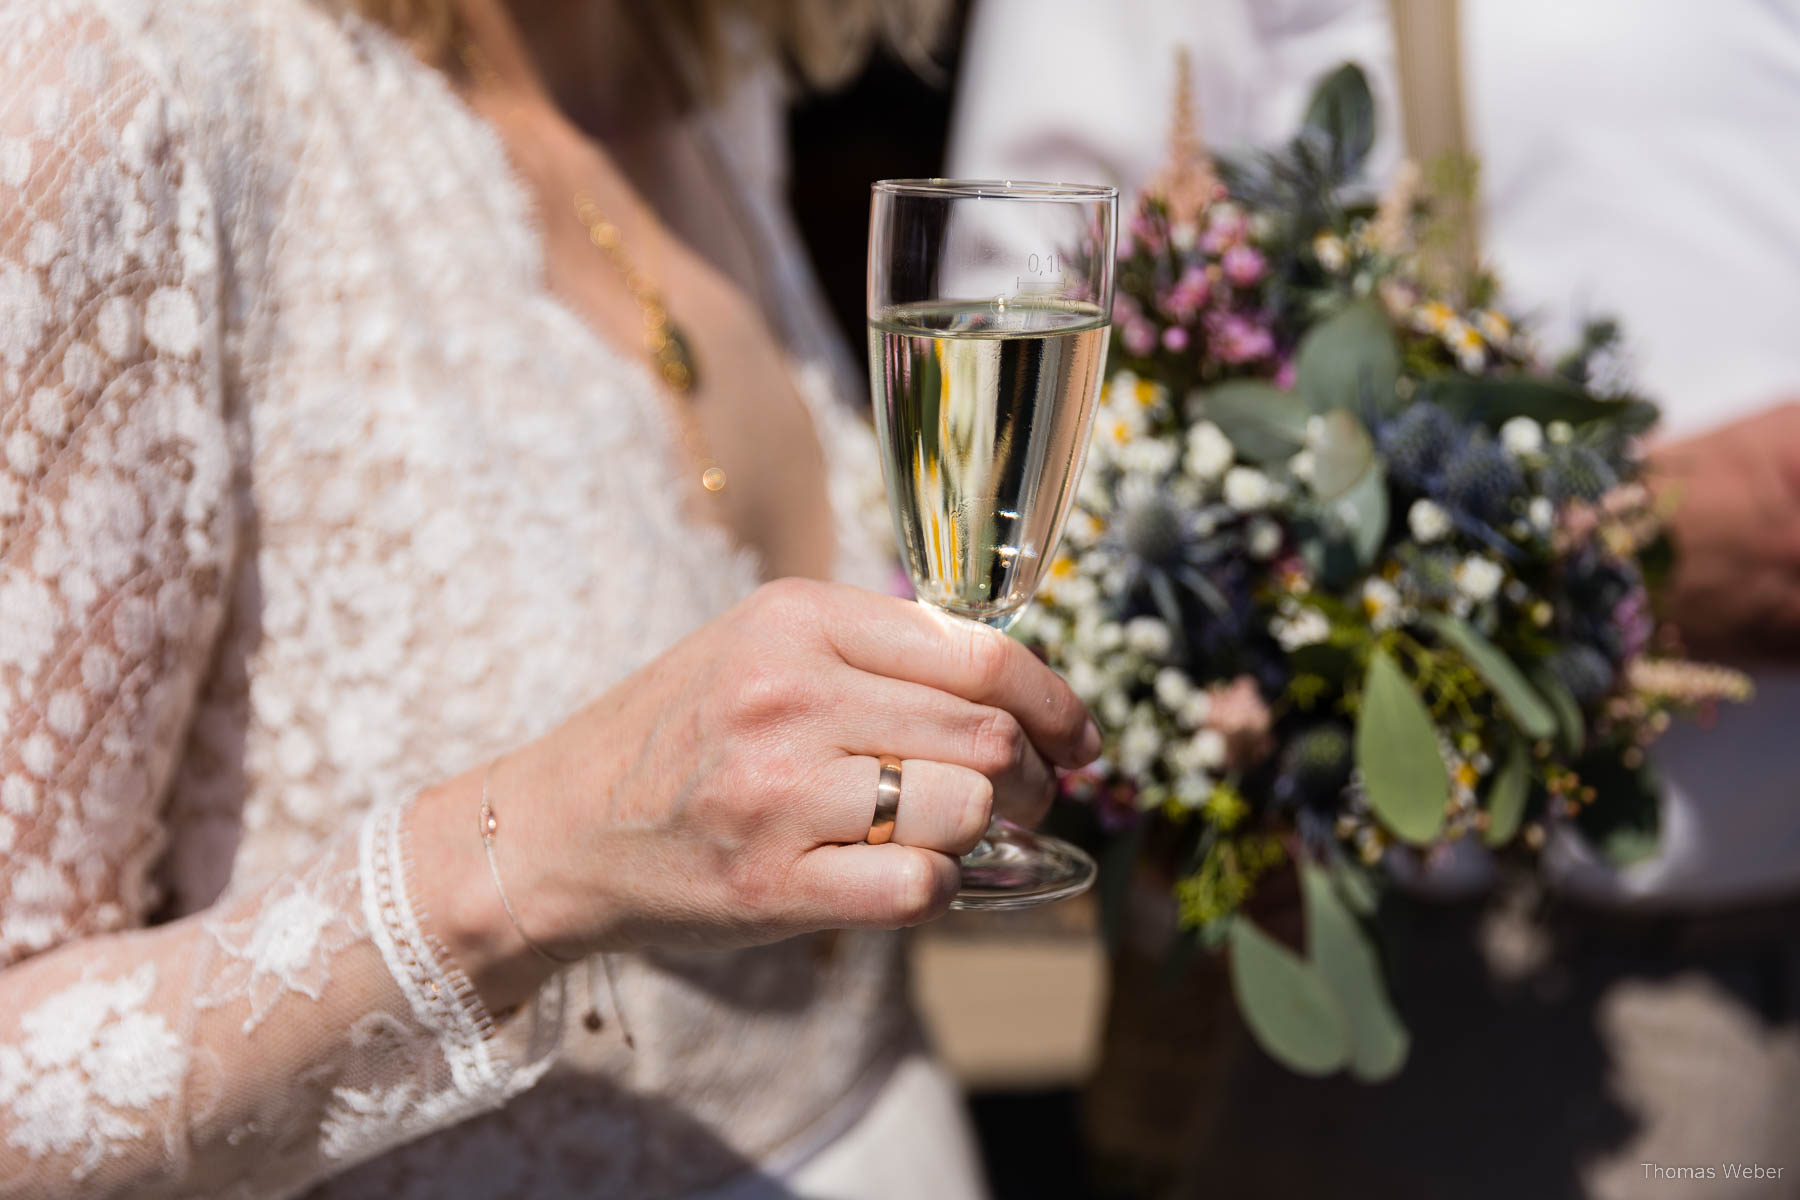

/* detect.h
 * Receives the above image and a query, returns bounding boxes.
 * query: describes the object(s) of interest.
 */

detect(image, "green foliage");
[1422,614,1557,741]
[1333,465,1391,574]
[1531,666,1586,757]
[1229,917,1351,1076]
[1177,833,1286,929]
[1355,649,1449,844]
[1422,375,1620,430]
[1309,409,1377,501]
[1301,63,1377,185]
[1301,864,1409,1081]
[1296,301,1401,418]
[1197,381,1309,463]
[1482,737,1532,847]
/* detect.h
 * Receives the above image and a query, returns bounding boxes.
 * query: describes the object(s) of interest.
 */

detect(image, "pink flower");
[1223,245,1266,287]
[1129,210,1164,254]
[1123,319,1158,357]
[1274,358,1298,390]
[1165,266,1211,321]
[1161,325,1190,353]
[1200,205,1246,256]
[1209,313,1276,363]
[1613,588,1654,662]
[1205,676,1276,772]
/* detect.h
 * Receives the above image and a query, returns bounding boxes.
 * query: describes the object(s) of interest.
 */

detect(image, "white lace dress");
[0,0,946,1195]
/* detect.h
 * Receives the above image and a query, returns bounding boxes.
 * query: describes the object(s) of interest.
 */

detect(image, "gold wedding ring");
[868,755,902,845]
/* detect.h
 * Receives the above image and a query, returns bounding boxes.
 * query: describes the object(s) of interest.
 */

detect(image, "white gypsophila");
[1063,510,1103,551]
[1246,517,1283,560]
[1167,735,1206,776]
[1170,221,1198,252]
[1124,616,1172,658]
[1172,772,1212,809]
[1222,466,1274,511]
[1194,729,1229,771]
[1454,555,1505,603]
[1547,419,1574,445]
[1499,415,1544,456]
[1407,498,1452,543]
[1060,572,1101,611]
[1181,689,1213,728]
[1065,657,1105,704]
[1153,666,1193,710]
[1184,420,1234,482]
[1118,709,1164,775]
[1361,577,1404,631]
[1528,496,1555,533]
[1288,449,1315,482]
[1169,477,1203,509]
[1118,436,1180,480]
[1099,688,1132,727]
[1272,604,1331,651]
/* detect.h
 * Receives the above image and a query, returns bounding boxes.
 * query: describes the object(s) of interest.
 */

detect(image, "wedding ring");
[868,755,902,845]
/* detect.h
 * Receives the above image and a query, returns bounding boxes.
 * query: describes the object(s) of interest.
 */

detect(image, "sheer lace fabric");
[0,1,905,1196]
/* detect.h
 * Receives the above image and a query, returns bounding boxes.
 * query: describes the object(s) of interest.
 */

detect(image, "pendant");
[657,322,700,394]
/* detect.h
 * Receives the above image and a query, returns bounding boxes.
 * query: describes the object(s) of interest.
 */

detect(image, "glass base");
[951,818,1097,910]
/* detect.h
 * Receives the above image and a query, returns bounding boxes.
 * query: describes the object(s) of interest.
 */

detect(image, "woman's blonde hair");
[353,0,953,95]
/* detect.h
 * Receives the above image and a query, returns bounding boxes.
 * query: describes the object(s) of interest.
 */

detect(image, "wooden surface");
[908,896,1109,1090]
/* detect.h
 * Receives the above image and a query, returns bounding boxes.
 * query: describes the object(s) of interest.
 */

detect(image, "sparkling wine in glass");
[868,179,1116,908]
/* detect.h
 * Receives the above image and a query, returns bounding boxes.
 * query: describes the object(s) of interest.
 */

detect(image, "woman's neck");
[458,0,686,137]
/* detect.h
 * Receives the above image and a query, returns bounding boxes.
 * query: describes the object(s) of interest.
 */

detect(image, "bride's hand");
[414,578,1101,1008]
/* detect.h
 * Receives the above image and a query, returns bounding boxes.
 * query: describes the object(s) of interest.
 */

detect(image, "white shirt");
[950,0,1800,907]
[1470,0,1800,907]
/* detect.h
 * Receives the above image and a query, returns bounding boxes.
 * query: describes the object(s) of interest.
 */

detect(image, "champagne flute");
[867,179,1116,909]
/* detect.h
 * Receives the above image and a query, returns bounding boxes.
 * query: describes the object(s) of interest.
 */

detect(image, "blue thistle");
[1380,403,1458,490]
[1545,444,1616,504]
[1118,493,1187,567]
[1548,644,1616,707]
[1438,431,1524,525]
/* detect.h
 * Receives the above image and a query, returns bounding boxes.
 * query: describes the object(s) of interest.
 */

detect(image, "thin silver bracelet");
[479,770,579,965]
[478,769,635,1046]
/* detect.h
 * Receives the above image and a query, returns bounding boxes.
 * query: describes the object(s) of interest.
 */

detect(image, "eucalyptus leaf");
[1422,614,1558,741]
[1330,853,1380,917]
[1328,464,1389,570]
[1421,376,1620,430]
[1229,916,1352,1077]
[1301,63,1376,183]
[1197,381,1310,464]
[1310,408,1376,501]
[1296,301,1400,418]
[1531,666,1586,756]
[1483,736,1532,847]
[1355,648,1449,844]
[1301,863,1409,1081]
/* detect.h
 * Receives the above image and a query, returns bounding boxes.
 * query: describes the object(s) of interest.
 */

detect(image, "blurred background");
[780,2,1800,1197]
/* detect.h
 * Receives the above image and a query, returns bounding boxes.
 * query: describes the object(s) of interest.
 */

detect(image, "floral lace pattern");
[0,0,905,1196]
[0,965,183,1181]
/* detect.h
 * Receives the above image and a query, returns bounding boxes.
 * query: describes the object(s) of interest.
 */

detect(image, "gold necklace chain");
[569,194,724,492]
[457,38,726,494]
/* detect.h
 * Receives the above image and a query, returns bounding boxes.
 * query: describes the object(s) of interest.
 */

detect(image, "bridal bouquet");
[1026,64,1749,1079]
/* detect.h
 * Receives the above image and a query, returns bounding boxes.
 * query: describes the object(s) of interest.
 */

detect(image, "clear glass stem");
[951,817,1097,910]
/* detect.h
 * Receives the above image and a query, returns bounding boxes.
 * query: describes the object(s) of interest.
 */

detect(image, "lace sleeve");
[0,9,560,1196]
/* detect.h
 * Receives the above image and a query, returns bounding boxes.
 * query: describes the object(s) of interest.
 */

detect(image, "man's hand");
[1649,401,1800,661]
